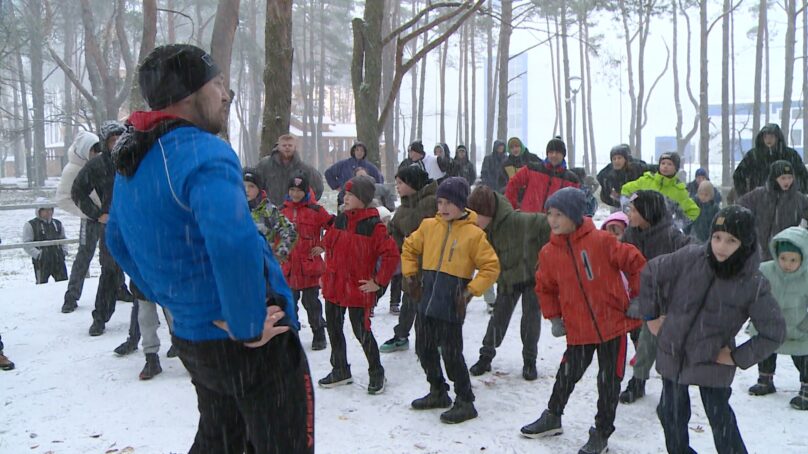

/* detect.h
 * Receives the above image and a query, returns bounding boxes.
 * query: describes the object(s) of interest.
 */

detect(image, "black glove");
[550,318,566,337]
[404,275,422,302]
[626,298,643,320]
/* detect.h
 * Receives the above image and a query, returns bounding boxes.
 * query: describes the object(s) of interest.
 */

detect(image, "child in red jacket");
[319,175,400,395]
[282,172,334,351]
[504,138,580,212]
[520,187,646,454]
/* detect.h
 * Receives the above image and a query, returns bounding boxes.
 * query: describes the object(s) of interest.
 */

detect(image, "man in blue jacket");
[105,44,314,454]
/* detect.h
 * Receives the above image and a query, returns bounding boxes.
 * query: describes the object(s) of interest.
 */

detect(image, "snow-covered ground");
[1,188,805,454]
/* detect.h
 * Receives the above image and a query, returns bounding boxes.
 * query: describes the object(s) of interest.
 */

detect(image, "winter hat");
[610,144,631,161]
[695,168,708,178]
[776,240,803,259]
[467,185,498,218]
[436,176,471,211]
[546,137,567,157]
[601,211,629,231]
[243,168,264,189]
[434,143,451,158]
[350,142,367,159]
[288,171,309,194]
[456,145,468,158]
[395,164,430,192]
[99,120,126,143]
[138,44,221,110]
[697,180,716,201]
[711,205,756,249]
[658,152,681,173]
[344,175,376,207]
[545,187,587,226]
[629,190,668,226]
[409,140,425,156]
[769,160,794,179]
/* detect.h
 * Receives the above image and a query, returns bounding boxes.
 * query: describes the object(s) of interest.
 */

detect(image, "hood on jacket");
[492,140,507,155]
[350,142,367,159]
[768,227,808,276]
[507,137,526,156]
[434,143,451,159]
[113,111,194,177]
[455,145,468,160]
[67,130,100,165]
[601,211,629,230]
[755,123,787,153]
[34,197,54,218]
[489,192,514,231]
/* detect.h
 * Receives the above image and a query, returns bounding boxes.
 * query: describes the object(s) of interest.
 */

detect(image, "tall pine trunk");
[29,0,46,185]
[261,0,294,156]
[698,0,709,170]
[752,0,766,135]
[561,1,573,164]
[781,0,797,142]
[721,0,731,185]
[496,0,512,141]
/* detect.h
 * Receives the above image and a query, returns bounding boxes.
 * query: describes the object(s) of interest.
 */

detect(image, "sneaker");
[89,320,105,337]
[440,399,478,424]
[311,328,327,351]
[619,377,646,404]
[411,387,453,410]
[114,340,139,356]
[523,363,538,381]
[469,358,492,376]
[61,300,78,313]
[379,337,409,353]
[139,353,163,380]
[749,374,776,396]
[318,369,353,388]
[0,352,14,371]
[789,382,808,410]
[389,301,401,314]
[368,370,386,395]
[166,345,178,358]
[578,426,609,454]
[521,410,563,438]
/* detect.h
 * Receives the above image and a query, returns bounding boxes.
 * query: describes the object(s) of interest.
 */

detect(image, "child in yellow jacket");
[402,177,500,424]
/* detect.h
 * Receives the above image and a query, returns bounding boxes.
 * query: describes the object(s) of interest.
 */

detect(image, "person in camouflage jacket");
[244,168,297,262]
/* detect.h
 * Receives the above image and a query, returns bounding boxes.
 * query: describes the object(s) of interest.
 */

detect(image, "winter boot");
[380,336,409,353]
[411,384,453,410]
[389,301,401,314]
[748,374,776,396]
[166,344,178,358]
[368,369,386,395]
[88,320,105,337]
[469,357,492,376]
[61,300,78,314]
[789,382,808,410]
[114,339,139,356]
[318,368,353,388]
[578,426,609,454]
[619,377,646,404]
[440,398,478,424]
[0,352,14,371]
[523,362,538,381]
[311,328,327,351]
[139,353,162,380]
[520,409,563,438]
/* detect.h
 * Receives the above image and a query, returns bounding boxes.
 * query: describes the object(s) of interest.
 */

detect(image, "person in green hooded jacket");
[465,186,550,381]
[749,227,808,410]
[621,152,700,222]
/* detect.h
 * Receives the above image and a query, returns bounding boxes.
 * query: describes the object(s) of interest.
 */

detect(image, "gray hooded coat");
[639,244,785,387]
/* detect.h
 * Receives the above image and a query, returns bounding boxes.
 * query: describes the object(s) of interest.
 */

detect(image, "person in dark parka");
[639,205,786,454]
[738,160,808,261]
[452,145,477,187]
[733,123,808,197]
[466,186,550,381]
[596,144,647,209]
[480,140,508,192]
[324,142,384,206]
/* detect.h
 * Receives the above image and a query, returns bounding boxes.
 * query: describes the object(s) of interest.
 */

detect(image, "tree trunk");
[554,14,563,138]
[29,0,46,186]
[245,0,262,165]
[578,10,589,174]
[210,0,241,142]
[351,2,384,166]
[130,0,157,112]
[14,47,32,183]
[698,0,709,170]
[731,3,737,171]
[618,0,637,154]
[803,0,807,155]
[485,0,495,149]
[11,69,23,177]
[382,0,398,179]
[721,0,731,186]
[496,0,512,141]
[470,12,477,164]
[584,18,596,171]
[317,1,328,172]
[416,27,427,140]
[63,4,75,166]
[261,0,293,157]
[764,19,770,123]
[561,1,573,164]
[781,0,797,143]
[168,0,176,43]
[463,21,470,151]
[409,1,419,146]
[439,39,448,143]
[752,0,766,136]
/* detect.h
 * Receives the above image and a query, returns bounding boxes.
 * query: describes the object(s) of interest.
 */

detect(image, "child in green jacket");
[621,152,700,222]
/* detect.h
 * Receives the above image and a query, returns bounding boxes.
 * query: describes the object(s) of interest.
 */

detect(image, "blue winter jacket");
[324,157,384,190]
[106,118,297,342]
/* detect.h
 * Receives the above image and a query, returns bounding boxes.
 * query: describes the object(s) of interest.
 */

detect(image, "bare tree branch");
[113,0,135,109]
[45,44,95,104]
[707,0,743,35]
[383,2,463,46]
[641,40,670,129]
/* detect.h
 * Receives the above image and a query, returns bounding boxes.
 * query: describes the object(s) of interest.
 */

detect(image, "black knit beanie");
[546,138,567,157]
[708,205,757,279]
[629,190,668,226]
[243,168,264,190]
[436,177,470,211]
[288,171,310,195]
[396,164,430,192]
[658,152,681,173]
[138,44,221,110]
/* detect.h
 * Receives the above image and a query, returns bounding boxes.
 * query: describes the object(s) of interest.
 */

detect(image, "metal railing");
[0,202,79,250]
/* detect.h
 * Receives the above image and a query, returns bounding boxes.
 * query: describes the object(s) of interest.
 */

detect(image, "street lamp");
[568,76,582,165]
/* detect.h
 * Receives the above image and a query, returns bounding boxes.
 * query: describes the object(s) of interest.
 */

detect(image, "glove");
[455,287,473,320]
[550,318,566,337]
[625,298,643,320]
[404,275,422,302]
